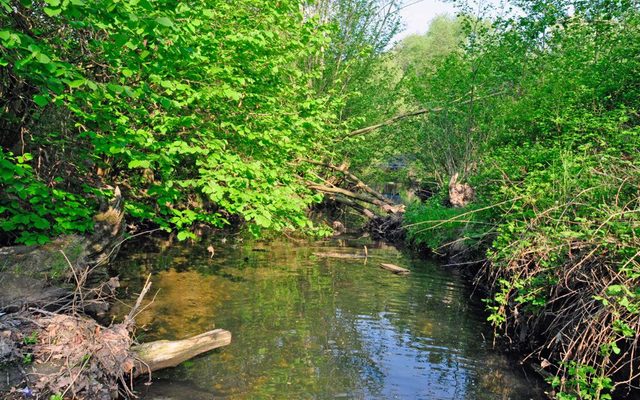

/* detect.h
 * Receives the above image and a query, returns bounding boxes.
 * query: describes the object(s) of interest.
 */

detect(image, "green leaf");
[36,53,51,64]
[155,16,174,27]
[33,95,49,107]
[86,80,98,90]
[33,218,50,230]
[68,79,85,88]
[128,160,151,169]
[254,214,272,228]
[43,7,61,17]
[606,285,625,296]
[177,230,194,241]
[44,0,61,6]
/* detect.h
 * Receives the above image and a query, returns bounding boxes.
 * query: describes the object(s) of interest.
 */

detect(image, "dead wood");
[366,212,405,243]
[0,189,234,399]
[301,159,393,206]
[379,263,410,275]
[308,183,404,215]
[346,107,442,138]
[345,91,506,139]
[131,329,231,377]
[325,194,378,219]
[313,252,366,259]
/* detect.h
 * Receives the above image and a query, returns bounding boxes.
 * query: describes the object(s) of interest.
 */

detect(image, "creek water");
[110,235,545,400]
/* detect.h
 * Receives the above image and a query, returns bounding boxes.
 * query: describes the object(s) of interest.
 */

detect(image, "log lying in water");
[312,252,366,259]
[132,329,231,376]
[380,263,410,275]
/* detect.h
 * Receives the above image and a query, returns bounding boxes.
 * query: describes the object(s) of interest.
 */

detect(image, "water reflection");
[110,236,544,399]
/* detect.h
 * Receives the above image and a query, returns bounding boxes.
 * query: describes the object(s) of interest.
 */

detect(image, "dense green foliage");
[0,0,345,244]
[0,0,404,245]
[2,0,639,398]
[369,2,640,398]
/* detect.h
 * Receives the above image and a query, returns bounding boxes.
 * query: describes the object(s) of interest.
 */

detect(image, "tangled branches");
[482,172,640,398]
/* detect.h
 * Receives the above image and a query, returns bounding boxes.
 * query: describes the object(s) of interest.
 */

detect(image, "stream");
[109,235,545,400]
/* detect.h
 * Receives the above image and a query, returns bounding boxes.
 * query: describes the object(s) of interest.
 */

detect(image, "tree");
[0,0,338,243]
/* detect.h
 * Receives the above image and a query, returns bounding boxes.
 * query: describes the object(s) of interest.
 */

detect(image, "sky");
[395,0,457,40]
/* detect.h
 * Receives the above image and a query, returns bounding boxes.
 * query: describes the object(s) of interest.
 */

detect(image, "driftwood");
[16,313,231,399]
[380,263,410,275]
[313,252,366,259]
[132,329,231,377]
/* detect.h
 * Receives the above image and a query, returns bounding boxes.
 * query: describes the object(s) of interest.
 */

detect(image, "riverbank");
[0,191,232,400]
[403,182,640,399]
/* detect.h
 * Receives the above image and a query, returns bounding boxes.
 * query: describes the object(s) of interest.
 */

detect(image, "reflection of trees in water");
[111,237,542,399]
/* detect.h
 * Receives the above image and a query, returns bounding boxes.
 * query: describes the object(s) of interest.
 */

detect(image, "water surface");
[111,236,545,399]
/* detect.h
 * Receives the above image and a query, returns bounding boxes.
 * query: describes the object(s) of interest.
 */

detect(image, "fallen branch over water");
[313,252,366,259]
[344,91,506,139]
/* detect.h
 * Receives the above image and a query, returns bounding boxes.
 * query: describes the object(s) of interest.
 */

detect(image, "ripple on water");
[110,236,545,400]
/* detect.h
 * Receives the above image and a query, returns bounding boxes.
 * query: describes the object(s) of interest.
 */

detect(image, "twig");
[124,274,152,331]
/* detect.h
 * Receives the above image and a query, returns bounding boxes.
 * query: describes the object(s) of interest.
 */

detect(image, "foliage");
[0,0,346,243]
[404,192,493,255]
[359,1,640,398]
[0,150,94,244]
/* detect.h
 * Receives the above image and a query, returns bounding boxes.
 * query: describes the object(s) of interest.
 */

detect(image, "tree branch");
[345,90,507,138]
[300,159,393,206]
[308,182,404,214]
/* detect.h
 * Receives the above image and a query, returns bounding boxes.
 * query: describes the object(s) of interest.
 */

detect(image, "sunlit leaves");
[1,0,337,243]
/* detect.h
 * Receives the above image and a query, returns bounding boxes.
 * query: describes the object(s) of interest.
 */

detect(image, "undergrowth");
[400,5,640,398]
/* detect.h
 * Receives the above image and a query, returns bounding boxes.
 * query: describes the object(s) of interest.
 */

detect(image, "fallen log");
[132,329,231,377]
[380,263,410,275]
[300,159,393,206]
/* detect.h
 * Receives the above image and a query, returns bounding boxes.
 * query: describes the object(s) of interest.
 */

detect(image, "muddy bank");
[0,189,126,398]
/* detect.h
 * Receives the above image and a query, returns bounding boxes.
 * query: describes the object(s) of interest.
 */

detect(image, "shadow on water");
[109,235,546,400]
